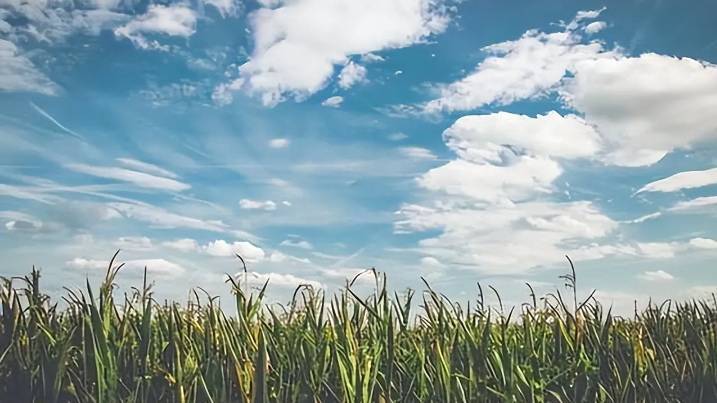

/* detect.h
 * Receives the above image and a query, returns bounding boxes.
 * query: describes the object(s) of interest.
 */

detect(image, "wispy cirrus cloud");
[107,202,228,232]
[66,163,189,191]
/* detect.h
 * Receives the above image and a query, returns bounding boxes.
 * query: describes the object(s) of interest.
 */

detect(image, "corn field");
[1,254,716,402]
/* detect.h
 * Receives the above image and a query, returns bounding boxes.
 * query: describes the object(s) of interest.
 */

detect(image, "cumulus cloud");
[125,258,187,275]
[338,61,367,89]
[218,0,452,105]
[562,54,717,166]
[418,9,616,114]
[689,237,717,250]
[443,111,601,162]
[396,98,623,272]
[583,21,607,34]
[397,201,616,273]
[0,0,128,43]
[66,163,190,191]
[0,39,59,95]
[204,239,266,261]
[419,154,561,204]
[321,95,344,108]
[239,199,277,210]
[638,270,675,282]
[236,271,323,290]
[65,257,108,270]
[114,4,197,50]
[268,138,289,148]
[201,0,241,17]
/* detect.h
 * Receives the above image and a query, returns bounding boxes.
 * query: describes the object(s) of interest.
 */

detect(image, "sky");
[2,0,717,313]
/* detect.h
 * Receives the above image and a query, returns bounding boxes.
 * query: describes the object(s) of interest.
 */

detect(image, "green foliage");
[0,256,716,402]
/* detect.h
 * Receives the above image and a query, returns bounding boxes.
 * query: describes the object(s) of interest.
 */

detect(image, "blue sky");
[2,0,717,312]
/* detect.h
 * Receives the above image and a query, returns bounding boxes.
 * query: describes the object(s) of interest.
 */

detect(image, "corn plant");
[0,254,715,402]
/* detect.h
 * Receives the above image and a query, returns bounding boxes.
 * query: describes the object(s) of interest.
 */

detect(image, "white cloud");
[116,158,179,179]
[321,95,344,108]
[66,163,190,191]
[0,183,62,204]
[572,238,717,261]
[114,4,197,50]
[563,54,717,166]
[420,256,443,267]
[124,258,186,275]
[1,211,43,231]
[5,219,40,231]
[66,257,186,275]
[65,257,108,270]
[399,146,436,160]
[115,236,153,250]
[418,157,561,204]
[0,1,128,43]
[420,9,615,114]
[443,111,601,162]
[317,267,372,284]
[635,242,679,259]
[689,237,717,249]
[201,0,241,17]
[396,101,620,273]
[338,61,367,89]
[638,167,717,194]
[205,239,266,261]
[222,0,451,106]
[625,212,662,224]
[360,53,384,63]
[239,198,277,210]
[268,251,311,264]
[0,39,59,95]
[162,238,200,252]
[108,202,228,232]
[689,285,717,297]
[638,270,675,282]
[280,238,313,250]
[397,201,617,273]
[670,196,717,212]
[583,21,607,34]
[212,78,245,105]
[237,271,322,290]
[268,138,290,148]
[388,132,408,141]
